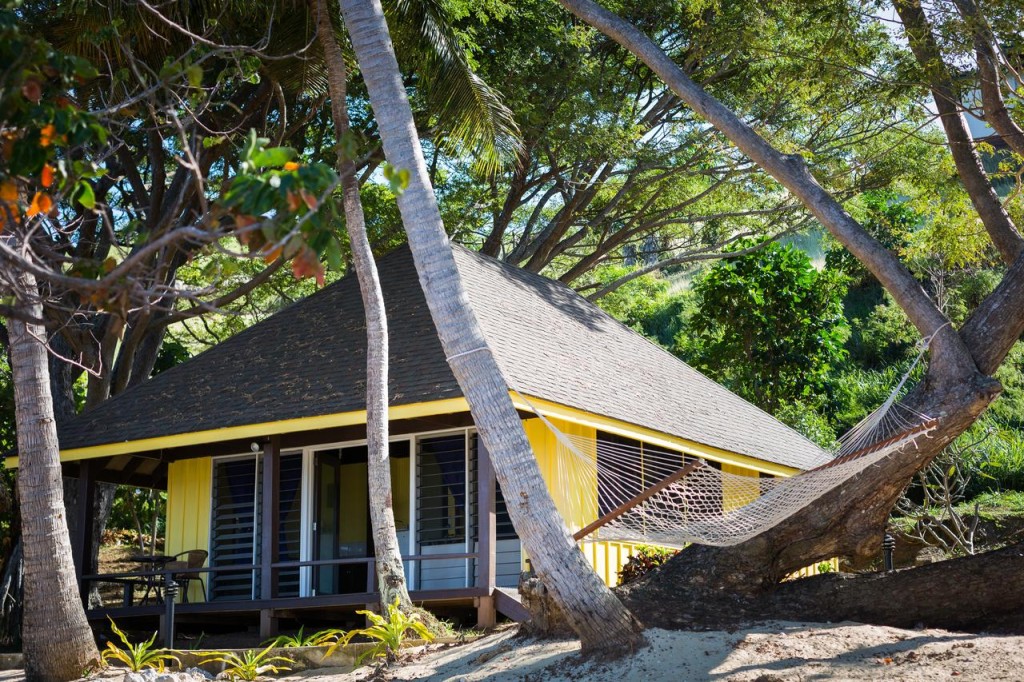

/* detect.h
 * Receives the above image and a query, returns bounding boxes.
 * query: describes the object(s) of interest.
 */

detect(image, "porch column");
[72,459,96,595]
[260,436,280,638]
[475,440,497,628]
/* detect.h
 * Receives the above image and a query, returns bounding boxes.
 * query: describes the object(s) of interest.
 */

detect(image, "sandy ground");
[278,621,1024,682]
[3,620,1021,682]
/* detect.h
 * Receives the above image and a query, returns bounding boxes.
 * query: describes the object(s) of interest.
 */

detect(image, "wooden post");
[476,439,497,628]
[260,437,281,599]
[260,437,280,640]
[259,609,278,640]
[72,459,96,597]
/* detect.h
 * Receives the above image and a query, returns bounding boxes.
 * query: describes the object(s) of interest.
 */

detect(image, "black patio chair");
[166,549,208,603]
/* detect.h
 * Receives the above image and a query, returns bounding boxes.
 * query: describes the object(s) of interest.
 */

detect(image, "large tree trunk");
[337,0,643,654]
[8,270,99,682]
[621,540,1024,633]
[314,0,412,613]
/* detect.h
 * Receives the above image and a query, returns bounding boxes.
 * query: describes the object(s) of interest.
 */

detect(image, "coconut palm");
[7,271,99,681]
[337,0,644,655]
[313,0,413,612]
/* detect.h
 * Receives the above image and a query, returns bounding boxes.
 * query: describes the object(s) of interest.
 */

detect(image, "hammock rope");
[512,326,944,548]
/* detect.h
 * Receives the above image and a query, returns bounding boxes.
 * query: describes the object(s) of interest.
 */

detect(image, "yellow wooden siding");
[722,462,760,512]
[164,457,213,602]
[524,417,597,533]
[524,417,779,587]
[523,416,641,586]
[578,540,649,586]
[511,394,800,477]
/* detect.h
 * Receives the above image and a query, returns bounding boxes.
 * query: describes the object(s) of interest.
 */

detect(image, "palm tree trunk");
[8,270,99,681]
[315,0,412,612]
[337,0,642,654]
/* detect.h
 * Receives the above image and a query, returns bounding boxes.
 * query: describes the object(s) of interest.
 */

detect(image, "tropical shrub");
[101,619,180,672]
[200,644,293,681]
[327,598,434,664]
[265,626,345,648]
[617,546,679,586]
[674,240,849,412]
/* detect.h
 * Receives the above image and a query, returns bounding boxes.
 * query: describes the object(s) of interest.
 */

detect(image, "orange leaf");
[283,161,300,171]
[21,80,42,104]
[299,189,318,210]
[39,124,56,148]
[285,191,302,213]
[0,182,17,203]
[0,181,20,228]
[262,245,282,264]
[291,246,324,286]
[26,192,52,217]
[41,164,54,188]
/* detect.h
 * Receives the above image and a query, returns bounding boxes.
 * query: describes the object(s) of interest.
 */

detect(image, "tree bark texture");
[8,270,99,682]
[337,0,643,653]
[315,0,413,613]
[620,541,1024,633]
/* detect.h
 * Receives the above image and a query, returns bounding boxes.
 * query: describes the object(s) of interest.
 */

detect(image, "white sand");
[6,621,1020,682]
[282,622,1024,681]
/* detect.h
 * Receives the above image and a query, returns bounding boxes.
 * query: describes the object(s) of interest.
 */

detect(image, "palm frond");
[385,0,522,175]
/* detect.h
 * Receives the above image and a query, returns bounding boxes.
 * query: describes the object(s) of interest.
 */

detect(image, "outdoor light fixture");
[250,442,261,453]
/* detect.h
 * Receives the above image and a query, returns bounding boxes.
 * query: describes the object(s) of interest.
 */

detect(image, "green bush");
[617,546,679,586]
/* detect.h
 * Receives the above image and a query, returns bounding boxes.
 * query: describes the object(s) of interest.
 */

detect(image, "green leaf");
[185,64,203,88]
[75,181,95,209]
[250,146,295,168]
[325,236,343,271]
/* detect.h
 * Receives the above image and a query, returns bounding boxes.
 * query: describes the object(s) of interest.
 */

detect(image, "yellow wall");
[164,457,213,602]
[722,462,761,512]
[524,417,597,534]
[523,416,651,586]
[524,416,775,587]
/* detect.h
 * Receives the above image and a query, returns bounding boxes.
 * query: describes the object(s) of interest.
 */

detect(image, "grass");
[955,490,1024,516]
[890,490,1024,534]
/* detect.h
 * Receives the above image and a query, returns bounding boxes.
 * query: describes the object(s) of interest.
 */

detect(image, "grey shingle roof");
[58,244,829,470]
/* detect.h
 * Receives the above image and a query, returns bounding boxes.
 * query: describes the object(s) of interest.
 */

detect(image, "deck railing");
[80,550,486,616]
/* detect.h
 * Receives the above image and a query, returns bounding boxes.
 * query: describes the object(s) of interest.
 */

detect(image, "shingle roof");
[58,244,830,470]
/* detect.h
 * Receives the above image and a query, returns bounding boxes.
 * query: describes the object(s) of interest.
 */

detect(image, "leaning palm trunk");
[8,270,99,681]
[315,0,412,612]
[337,0,642,653]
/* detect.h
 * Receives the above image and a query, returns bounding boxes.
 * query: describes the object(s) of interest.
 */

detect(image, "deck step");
[492,587,530,622]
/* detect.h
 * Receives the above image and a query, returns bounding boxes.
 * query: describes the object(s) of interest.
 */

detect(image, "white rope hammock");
[515,329,942,548]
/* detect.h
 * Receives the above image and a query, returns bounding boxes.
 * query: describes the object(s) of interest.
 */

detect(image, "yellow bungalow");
[22,244,828,632]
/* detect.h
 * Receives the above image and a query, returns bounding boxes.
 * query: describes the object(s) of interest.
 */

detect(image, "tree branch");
[952,0,1024,157]
[894,0,1024,266]
[584,230,783,300]
[556,0,974,380]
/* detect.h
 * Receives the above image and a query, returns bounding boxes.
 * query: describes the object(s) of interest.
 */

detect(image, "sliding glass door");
[208,452,303,601]
[313,446,369,595]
